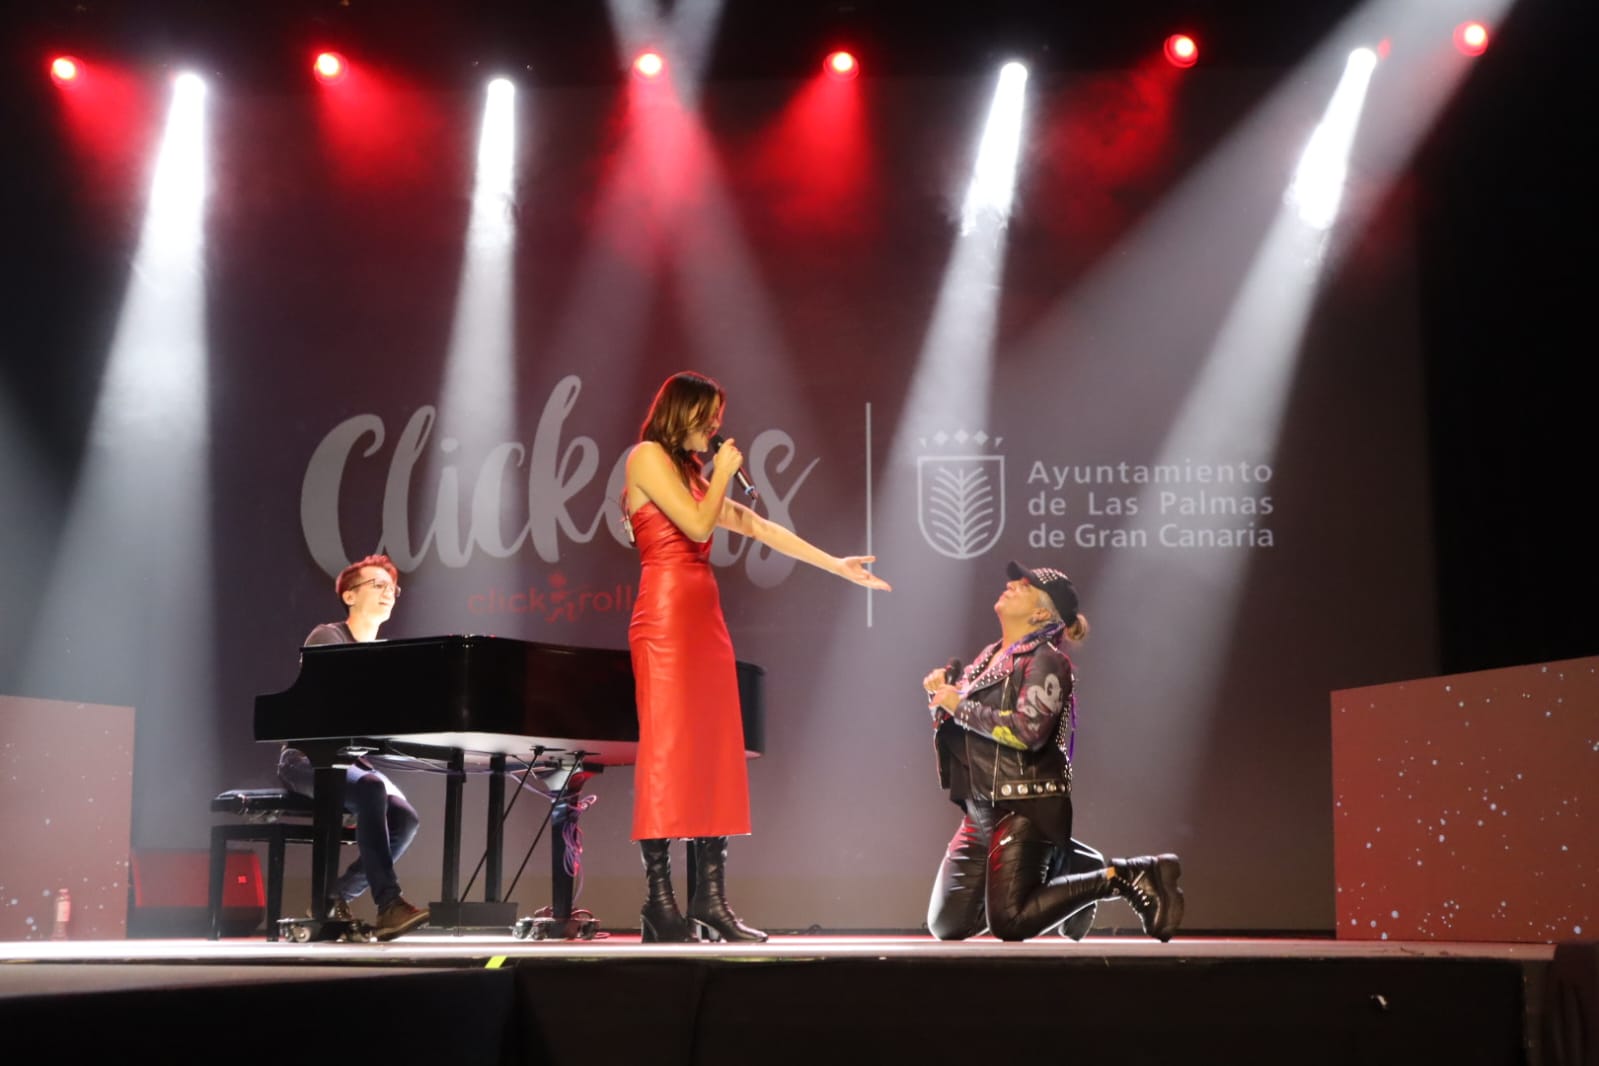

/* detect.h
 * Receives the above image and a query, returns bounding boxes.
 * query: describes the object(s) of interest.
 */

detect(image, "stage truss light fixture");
[632,50,666,80]
[824,50,859,80]
[50,55,81,86]
[1454,21,1490,56]
[1164,34,1199,68]
[313,51,347,84]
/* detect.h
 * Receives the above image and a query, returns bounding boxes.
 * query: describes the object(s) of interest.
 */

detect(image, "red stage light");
[824,50,859,80]
[633,51,666,80]
[50,55,80,86]
[313,51,347,84]
[1163,34,1199,69]
[1454,21,1490,56]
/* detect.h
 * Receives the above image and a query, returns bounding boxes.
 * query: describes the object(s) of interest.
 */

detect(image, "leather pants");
[928,802,1111,941]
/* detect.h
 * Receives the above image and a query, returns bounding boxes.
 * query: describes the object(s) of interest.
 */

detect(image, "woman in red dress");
[624,371,890,942]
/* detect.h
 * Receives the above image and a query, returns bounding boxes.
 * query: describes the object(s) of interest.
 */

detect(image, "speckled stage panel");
[1332,656,1596,942]
[0,695,135,940]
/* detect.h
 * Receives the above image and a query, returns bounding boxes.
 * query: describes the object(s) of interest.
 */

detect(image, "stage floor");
[0,934,1563,1066]
[0,931,1560,971]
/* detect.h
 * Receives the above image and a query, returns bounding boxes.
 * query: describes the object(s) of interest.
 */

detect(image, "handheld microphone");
[709,434,758,498]
[930,658,964,723]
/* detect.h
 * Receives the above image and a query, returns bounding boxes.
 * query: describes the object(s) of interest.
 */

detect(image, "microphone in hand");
[928,659,963,724]
[710,434,758,498]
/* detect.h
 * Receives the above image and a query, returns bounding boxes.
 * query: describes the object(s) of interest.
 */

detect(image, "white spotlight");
[879,60,1032,632]
[22,64,217,825]
[1287,48,1379,231]
[961,63,1029,235]
[471,78,518,247]
[415,72,523,575]
[173,71,207,97]
[145,74,209,240]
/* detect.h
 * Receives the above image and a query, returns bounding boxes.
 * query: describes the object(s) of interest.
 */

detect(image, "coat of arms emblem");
[917,433,1004,559]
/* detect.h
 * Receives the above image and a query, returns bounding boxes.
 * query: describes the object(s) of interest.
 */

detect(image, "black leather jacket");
[933,625,1075,846]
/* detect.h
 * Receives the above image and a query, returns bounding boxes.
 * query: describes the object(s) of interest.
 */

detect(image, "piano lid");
[253,634,764,766]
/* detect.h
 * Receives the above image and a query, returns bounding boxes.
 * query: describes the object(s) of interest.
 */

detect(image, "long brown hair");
[638,371,725,490]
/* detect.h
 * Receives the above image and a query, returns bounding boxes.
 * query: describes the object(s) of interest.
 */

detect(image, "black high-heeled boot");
[686,836,767,943]
[639,839,692,943]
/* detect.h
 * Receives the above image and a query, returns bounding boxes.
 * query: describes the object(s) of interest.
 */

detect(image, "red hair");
[334,554,398,600]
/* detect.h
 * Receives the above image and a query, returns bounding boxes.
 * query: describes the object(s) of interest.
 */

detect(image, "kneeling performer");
[924,561,1183,942]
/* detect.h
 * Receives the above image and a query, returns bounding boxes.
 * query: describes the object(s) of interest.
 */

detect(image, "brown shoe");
[373,897,429,941]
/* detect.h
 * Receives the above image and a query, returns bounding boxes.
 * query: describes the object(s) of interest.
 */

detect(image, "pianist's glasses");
[349,578,401,597]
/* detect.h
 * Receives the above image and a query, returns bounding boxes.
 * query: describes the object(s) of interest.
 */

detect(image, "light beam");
[21,71,217,844]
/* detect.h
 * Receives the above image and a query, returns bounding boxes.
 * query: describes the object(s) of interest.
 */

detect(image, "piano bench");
[208,789,356,941]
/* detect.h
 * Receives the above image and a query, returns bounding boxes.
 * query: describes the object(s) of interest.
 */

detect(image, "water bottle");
[51,887,71,940]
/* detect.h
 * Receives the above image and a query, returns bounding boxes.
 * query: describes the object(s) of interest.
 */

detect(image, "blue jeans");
[277,748,421,909]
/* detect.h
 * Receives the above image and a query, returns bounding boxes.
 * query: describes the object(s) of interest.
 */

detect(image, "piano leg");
[550,796,576,920]
[310,762,348,918]
[548,765,596,921]
[440,750,464,907]
[485,752,507,903]
[509,762,600,941]
[429,749,517,929]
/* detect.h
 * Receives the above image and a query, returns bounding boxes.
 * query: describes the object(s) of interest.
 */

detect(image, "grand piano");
[254,634,765,930]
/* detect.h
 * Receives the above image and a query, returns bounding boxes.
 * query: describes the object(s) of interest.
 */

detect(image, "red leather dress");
[627,501,752,840]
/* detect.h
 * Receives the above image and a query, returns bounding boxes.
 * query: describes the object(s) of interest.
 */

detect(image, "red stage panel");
[1332,657,1597,942]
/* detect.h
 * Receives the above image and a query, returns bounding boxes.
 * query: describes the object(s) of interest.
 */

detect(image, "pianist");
[275,553,430,941]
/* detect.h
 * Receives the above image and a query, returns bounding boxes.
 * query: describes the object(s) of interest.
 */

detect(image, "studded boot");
[639,839,692,943]
[686,837,767,943]
[1109,854,1184,941]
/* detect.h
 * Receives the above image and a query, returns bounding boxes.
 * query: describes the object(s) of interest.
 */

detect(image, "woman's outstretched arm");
[718,499,891,590]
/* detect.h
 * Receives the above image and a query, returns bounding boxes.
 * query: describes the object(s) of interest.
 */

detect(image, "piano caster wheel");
[278,917,371,944]
[516,909,598,941]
